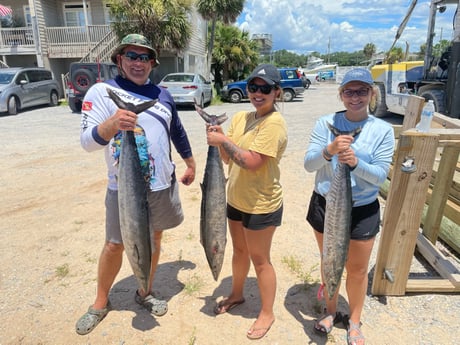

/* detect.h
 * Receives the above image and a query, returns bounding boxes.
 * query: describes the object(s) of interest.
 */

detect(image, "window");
[103,3,115,24]
[285,70,295,79]
[23,5,31,26]
[16,72,28,85]
[63,2,92,26]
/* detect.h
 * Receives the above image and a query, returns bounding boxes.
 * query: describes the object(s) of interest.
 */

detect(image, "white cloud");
[236,0,456,56]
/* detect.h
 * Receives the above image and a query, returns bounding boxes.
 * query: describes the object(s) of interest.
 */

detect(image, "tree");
[387,47,404,64]
[433,39,451,57]
[212,22,259,90]
[108,0,193,56]
[363,43,376,60]
[196,0,245,79]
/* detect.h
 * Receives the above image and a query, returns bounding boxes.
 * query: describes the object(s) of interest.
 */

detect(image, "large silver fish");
[195,104,228,281]
[322,123,361,298]
[107,88,157,293]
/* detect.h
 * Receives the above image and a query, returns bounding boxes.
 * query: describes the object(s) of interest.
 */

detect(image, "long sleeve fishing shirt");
[80,76,193,192]
[304,111,395,206]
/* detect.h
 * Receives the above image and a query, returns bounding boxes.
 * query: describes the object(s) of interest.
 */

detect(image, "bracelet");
[322,147,333,161]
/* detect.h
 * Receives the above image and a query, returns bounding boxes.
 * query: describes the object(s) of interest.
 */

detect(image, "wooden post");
[423,145,460,243]
[401,95,425,131]
[371,131,439,295]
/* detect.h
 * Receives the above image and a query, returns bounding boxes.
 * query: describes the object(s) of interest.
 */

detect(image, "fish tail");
[327,122,361,137]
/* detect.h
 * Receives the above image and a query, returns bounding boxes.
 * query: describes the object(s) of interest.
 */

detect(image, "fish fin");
[132,99,157,114]
[216,113,228,125]
[106,87,157,114]
[195,103,212,123]
[327,122,361,137]
[195,103,227,125]
[106,88,128,109]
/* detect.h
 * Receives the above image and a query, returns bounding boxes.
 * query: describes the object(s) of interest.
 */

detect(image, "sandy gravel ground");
[1,83,459,345]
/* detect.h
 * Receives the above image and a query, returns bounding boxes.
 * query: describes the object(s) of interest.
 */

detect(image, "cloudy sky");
[236,0,457,56]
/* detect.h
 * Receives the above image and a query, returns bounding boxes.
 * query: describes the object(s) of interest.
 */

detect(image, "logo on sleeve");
[82,101,93,111]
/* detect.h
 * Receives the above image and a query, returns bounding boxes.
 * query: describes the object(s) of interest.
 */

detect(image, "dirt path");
[0,83,458,345]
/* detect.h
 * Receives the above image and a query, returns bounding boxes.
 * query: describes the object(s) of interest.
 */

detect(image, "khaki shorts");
[105,182,184,244]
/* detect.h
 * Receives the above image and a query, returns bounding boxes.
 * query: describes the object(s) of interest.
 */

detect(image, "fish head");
[210,243,226,281]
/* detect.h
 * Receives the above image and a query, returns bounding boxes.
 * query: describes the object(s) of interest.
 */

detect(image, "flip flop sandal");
[214,297,245,315]
[135,291,168,316]
[75,303,111,335]
[247,319,275,340]
[347,320,365,345]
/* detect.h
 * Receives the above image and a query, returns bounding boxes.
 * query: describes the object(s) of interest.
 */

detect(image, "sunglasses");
[342,88,370,98]
[247,83,275,94]
[123,51,153,62]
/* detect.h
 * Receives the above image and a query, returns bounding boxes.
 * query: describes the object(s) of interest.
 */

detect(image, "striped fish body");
[322,160,352,298]
[200,145,227,281]
[194,104,228,281]
[118,129,152,294]
[106,88,157,294]
[322,123,360,298]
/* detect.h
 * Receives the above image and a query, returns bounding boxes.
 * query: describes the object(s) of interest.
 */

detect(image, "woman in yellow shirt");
[206,64,288,340]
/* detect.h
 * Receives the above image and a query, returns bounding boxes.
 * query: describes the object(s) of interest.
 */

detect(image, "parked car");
[0,67,60,115]
[159,73,212,108]
[66,62,119,112]
[317,70,335,81]
[301,75,312,89]
[220,67,305,103]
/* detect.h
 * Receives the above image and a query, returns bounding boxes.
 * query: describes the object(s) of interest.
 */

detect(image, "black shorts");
[306,191,380,240]
[227,203,283,231]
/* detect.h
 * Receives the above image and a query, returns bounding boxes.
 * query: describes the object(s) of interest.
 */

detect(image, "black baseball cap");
[247,64,281,86]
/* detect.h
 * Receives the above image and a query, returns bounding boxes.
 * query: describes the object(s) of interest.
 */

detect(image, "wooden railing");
[0,27,34,47]
[0,25,115,60]
[46,25,113,58]
[79,29,118,63]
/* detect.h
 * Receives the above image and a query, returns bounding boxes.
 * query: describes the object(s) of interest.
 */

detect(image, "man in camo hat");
[111,33,160,67]
[76,34,196,335]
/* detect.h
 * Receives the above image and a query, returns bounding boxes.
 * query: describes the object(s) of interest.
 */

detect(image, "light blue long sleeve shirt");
[304,111,395,206]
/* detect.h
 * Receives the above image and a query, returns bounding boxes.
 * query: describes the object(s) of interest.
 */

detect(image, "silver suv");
[0,67,60,115]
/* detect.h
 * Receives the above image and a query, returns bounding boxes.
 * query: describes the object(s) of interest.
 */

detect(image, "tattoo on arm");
[222,141,248,168]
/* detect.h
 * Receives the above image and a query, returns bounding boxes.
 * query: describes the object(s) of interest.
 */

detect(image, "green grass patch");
[282,255,320,285]
[183,274,204,295]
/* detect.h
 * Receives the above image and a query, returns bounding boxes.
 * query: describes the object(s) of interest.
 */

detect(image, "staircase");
[79,29,119,63]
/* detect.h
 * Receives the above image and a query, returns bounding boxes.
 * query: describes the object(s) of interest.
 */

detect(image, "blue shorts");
[105,182,184,244]
[306,191,380,240]
[227,203,283,231]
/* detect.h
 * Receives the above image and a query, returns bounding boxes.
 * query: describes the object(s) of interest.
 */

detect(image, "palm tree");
[108,0,193,56]
[196,0,245,79]
[387,47,404,64]
[363,43,376,60]
[212,22,259,88]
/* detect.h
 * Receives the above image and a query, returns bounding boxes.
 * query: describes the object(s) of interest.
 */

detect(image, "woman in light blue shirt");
[304,68,395,345]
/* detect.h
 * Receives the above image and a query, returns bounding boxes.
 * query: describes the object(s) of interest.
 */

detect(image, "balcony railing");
[0,27,34,47]
[46,25,113,59]
[0,25,115,61]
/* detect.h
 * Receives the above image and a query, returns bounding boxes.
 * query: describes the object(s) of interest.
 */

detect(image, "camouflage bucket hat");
[111,34,159,65]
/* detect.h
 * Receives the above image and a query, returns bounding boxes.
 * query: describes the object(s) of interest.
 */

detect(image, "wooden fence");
[371,95,460,295]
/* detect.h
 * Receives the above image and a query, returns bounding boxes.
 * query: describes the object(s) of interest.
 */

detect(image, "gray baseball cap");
[340,68,373,87]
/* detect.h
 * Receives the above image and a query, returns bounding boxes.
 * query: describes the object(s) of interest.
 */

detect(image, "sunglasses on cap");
[123,51,154,62]
[247,83,275,94]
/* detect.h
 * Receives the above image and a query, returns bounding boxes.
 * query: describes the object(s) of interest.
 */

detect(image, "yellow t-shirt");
[226,110,288,214]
